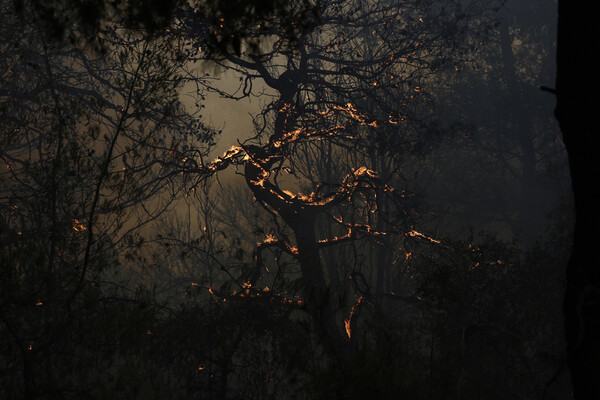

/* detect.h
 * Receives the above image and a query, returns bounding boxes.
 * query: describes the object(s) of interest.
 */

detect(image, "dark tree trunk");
[555,3,600,398]
[292,217,352,364]
[244,154,351,365]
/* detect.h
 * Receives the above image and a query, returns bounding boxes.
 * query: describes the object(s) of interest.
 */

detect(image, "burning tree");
[166,0,496,369]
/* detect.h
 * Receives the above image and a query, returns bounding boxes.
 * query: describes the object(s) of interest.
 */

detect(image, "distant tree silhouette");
[0,2,215,397]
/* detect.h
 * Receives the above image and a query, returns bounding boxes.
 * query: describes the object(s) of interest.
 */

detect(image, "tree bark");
[244,153,351,365]
[555,3,600,398]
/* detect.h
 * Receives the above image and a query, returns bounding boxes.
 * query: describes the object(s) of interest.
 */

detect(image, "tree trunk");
[555,3,600,398]
[292,217,352,365]
[244,155,351,365]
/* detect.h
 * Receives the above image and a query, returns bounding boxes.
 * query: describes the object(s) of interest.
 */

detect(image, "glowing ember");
[72,219,87,232]
[407,229,440,244]
[344,296,364,339]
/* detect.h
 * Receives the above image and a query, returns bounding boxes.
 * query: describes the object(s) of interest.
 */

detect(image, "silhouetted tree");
[0,2,215,397]
[555,2,600,398]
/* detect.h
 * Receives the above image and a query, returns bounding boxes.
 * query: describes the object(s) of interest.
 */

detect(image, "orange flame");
[72,219,87,232]
[344,296,364,339]
[407,229,440,244]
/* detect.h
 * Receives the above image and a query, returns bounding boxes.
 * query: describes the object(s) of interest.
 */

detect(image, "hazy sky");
[188,69,265,156]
